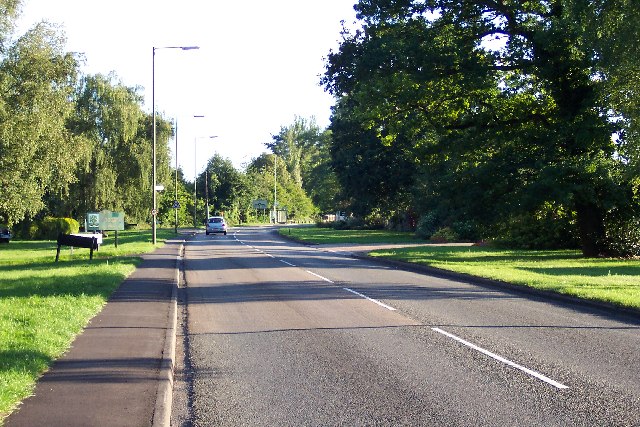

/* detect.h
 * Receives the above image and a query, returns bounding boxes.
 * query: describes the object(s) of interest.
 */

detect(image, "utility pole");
[174,120,178,234]
[205,168,210,219]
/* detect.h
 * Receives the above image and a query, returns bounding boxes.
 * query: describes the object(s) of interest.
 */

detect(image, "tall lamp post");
[273,154,277,223]
[194,135,218,228]
[152,45,199,244]
[174,119,178,234]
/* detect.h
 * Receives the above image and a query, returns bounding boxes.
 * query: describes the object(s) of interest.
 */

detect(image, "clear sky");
[15,0,358,179]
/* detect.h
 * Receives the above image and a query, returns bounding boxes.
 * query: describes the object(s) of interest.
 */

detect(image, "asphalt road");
[171,226,640,426]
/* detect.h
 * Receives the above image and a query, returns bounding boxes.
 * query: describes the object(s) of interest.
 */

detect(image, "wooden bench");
[71,233,103,247]
[56,233,100,262]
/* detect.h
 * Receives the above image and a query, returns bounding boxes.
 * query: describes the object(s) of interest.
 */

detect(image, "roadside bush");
[415,212,439,239]
[430,227,459,243]
[363,210,387,230]
[329,217,365,230]
[27,222,39,240]
[451,220,481,241]
[386,210,418,232]
[603,215,640,257]
[35,217,80,240]
[491,206,579,250]
[331,220,348,230]
[346,216,366,229]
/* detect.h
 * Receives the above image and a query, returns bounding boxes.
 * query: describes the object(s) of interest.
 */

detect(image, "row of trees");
[177,116,338,226]
[0,1,328,233]
[4,0,639,257]
[322,0,640,256]
[0,1,175,230]
[157,149,320,229]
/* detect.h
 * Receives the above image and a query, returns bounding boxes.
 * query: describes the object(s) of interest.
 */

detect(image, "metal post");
[205,168,209,219]
[152,45,199,243]
[193,132,217,229]
[174,119,178,234]
[152,47,157,244]
[194,135,197,228]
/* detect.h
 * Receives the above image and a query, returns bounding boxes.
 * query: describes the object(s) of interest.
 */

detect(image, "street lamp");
[173,119,179,234]
[194,135,218,228]
[273,154,277,224]
[152,45,199,245]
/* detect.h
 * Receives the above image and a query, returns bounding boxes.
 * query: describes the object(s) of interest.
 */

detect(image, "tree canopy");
[0,6,173,229]
[266,116,341,213]
[0,2,330,233]
[323,0,640,255]
[0,22,80,226]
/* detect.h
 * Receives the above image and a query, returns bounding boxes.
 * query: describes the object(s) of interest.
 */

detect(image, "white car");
[206,216,227,236]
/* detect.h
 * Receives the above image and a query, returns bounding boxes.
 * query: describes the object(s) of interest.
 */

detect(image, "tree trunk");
[575,202,606,257]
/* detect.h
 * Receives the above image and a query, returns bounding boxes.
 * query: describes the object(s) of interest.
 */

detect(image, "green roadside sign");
[87,212,100,231]
[86,211,125,231]
[100,210,125,231]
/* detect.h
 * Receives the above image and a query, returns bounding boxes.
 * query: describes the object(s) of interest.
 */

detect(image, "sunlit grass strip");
[369,246,640,310]
[280,226,419,244]
[0,228,174,420]
[0,261,137,418]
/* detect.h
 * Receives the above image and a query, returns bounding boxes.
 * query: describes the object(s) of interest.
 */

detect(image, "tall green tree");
[247,154,316,221]
[158,167,193,228]
[266,117,342,213]
[323,0,640,256]
[198,153,248,217]
[304,129,342,213]
[66,73,172,224]
[0,22,81,226]
[266,116,322,187]
[329,98,417,217]
[0,0,20,50]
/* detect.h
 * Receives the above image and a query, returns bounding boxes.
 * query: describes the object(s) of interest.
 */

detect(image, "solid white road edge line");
[431,327,569,390]
[343,287,397,311]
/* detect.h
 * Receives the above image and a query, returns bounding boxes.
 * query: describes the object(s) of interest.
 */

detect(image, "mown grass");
[280,227,639,310]
[0,229,175,421]
[369,246,640,310]
[280,226,419,244]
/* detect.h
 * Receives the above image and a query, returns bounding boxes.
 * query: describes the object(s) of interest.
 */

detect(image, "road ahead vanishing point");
[171,227,640,426]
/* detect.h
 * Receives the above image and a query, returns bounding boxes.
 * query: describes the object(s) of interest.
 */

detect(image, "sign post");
[252,199,268,210]
[253,199,268,218]
[100,210,125,247]
[85,211,125,248]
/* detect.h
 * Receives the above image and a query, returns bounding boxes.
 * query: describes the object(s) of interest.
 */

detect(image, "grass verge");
[279,228,639,311]
[369,246,640,310]
[279,226,419,244]
[0,228,175,421]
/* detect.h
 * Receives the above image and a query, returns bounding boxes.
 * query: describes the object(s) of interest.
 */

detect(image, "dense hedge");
[28,217,80,240]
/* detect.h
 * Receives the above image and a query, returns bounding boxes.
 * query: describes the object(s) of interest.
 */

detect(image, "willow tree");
[0,22,81,226]
[67,73,173,223]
